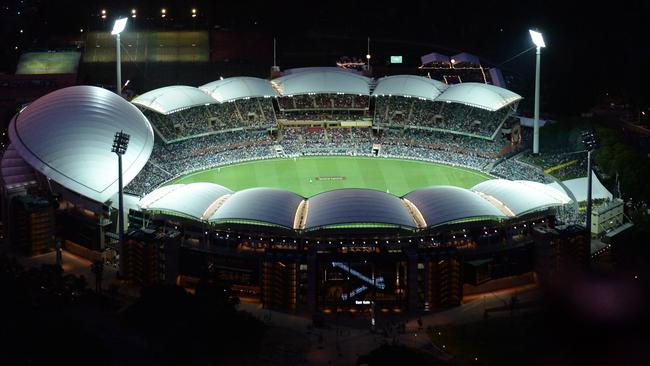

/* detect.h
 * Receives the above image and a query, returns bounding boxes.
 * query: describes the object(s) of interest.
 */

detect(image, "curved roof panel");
[435,82,522,111]
[305,189,416,230]
[140,183,233,219]
[132,85,217,114]
[404,186,507,227]
[546,172,612,202]
[209,187,303,228]
[272,67,371,96]
[9,85,154,203]
[199,77,277,102]
[373,75,448,101]
[472,179,571,216]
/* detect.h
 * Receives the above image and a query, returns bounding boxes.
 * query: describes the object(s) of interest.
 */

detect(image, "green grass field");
[169,156,490,197]
[16,52,81,74]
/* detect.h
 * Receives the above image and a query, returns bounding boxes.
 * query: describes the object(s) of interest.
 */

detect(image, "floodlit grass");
[169,156,490,197]
[16,52,81,74]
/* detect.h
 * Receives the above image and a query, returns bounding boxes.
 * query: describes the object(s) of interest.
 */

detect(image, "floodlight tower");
[112,130,130,277]
[529,29,545,154]
[111,18,128,96]
[366,36,371,71]
[582,131,597,243]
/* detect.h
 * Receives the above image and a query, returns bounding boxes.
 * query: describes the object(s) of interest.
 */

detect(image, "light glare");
[529,29,546,48]
[111,18,128,35]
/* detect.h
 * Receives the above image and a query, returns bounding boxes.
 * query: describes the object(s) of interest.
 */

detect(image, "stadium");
[3,66,581,314]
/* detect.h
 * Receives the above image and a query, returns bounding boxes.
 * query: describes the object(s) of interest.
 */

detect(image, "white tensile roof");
[403,186,508,228]
[8,85,154,203]
[132,85,217,114]
[137,179,569,230]
[139,182,233,219]
[547,172,613,202]
[436,82,522,111]
[373,75,449,101]
[472,179,571,216]
[199,77,278,102]
[272,67,371,96]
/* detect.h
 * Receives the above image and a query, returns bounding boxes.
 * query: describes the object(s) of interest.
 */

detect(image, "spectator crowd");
[374,96,510,138]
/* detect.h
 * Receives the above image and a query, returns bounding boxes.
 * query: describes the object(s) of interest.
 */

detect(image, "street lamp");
[112,130,130,278]
[529,29,545,154]
[111,17,128,96]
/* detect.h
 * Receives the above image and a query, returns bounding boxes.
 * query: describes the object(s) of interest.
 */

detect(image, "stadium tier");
[131,67,520,142]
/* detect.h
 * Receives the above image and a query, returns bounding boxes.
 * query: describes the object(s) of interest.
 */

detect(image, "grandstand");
[120,67,530,202]
[132,68,520,144]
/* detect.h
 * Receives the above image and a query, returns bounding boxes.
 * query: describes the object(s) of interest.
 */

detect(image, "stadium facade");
[1,68,586,313]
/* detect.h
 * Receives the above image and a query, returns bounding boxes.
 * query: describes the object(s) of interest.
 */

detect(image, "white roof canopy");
[472,179,571,216]
[139,182,233,219]
[132,85,217,114]
[272,67,371,96]
[373,75,448,101]
[9,85,154,203]
[547,172,613,202]
[200,77,277,102]
[436,82,522,111]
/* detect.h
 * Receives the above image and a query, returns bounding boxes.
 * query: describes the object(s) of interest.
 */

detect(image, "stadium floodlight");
[112,18,128,95]
[112,130,130,278]
[529,29,545,154]
[582,131,598,245]
[529,30,546,48]
[111,17,127,35]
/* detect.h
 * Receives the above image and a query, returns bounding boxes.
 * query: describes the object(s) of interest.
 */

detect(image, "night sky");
[2,0,648,114]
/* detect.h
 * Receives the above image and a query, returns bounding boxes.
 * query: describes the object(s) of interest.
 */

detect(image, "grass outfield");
[169,156,491,197]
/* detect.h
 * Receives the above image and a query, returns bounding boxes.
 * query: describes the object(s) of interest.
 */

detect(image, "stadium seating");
[125,125,513,197]
[374,96,509,138]
[140,97,275,142]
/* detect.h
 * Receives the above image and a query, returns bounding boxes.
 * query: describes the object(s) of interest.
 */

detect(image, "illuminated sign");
[390,55,403,64]
[355,300,371,305]
[332,262,385,301]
